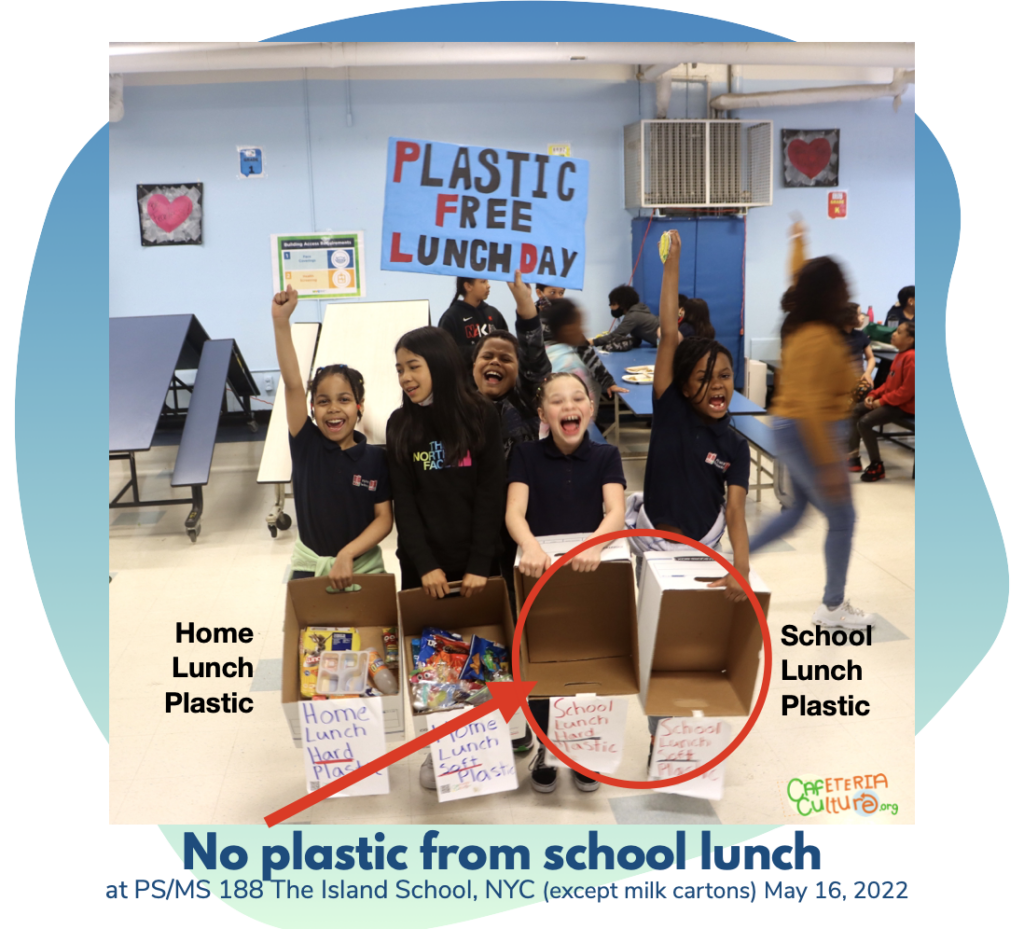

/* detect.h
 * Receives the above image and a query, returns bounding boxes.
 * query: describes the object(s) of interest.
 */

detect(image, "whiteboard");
[256,321,320,484]
[315,300,430,445]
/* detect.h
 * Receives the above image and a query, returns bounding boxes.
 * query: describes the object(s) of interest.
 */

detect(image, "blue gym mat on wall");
[631,215,746,390]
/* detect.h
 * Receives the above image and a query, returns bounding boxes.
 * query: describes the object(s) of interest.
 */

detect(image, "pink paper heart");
[146,193,194,232]
[787,138,832,179]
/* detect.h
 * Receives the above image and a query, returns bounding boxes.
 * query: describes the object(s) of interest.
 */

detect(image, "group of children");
[272,236,909,797]
[272,240,759,794]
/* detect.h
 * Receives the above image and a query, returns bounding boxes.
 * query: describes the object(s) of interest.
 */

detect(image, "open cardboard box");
[281,574,405,745]
[398,576,516,736]
[637,549,770,717]
[514,534,639,698]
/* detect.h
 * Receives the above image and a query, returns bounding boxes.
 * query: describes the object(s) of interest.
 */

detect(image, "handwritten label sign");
[428,707,518,802]
[648,717,731,800]
[547,696,628,774]
[301,697,389,797]
[381,137,589,289]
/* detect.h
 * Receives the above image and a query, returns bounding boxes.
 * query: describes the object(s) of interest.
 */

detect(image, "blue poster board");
[381,137,589,289]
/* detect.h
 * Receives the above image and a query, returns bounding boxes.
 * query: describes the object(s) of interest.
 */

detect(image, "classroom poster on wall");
[648,717,731,800]
[381,137,589,289]
[428,706,518,802]
[270,232,365,299]
[301,695,389,797]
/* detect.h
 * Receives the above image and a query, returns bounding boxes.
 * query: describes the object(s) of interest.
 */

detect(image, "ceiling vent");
[624,119,773,210]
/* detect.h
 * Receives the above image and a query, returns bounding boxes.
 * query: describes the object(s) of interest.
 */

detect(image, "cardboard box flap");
[645,671,751,718]
[522,654,639,697]
[520,562,635,663]
[642,550,770,593]
[286,573,399,626]
[514,533,630,568]
[398,578,512,641]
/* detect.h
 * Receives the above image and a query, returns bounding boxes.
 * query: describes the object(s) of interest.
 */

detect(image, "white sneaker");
[813,600,878,630]
[419,753,437,790]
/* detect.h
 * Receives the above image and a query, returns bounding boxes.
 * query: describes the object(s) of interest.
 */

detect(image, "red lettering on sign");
[390,232,413,263]
[436,194,459,227]
[393,141,421,183]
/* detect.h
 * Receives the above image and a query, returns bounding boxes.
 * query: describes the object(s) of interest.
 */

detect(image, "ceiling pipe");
[639,63,680,83]
[109,74,124,122]
[655,72,673,119]
[711,69,915,111]
[109,42,914,74]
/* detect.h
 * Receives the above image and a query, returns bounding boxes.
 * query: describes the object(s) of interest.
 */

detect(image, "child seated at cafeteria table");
[849,320,915,481]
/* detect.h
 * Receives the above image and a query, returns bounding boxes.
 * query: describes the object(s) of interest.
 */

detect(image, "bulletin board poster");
[381,137,589,289]
[271,232,365,299]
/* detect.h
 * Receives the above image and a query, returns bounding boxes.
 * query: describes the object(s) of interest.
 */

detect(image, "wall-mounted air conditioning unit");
[624,119,773,210]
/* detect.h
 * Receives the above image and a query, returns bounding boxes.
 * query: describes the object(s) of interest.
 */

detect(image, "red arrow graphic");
[265,679,536,827]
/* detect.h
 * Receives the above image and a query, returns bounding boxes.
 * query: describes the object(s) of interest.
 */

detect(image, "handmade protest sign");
[301,696,389,797]
[546,695,628,774]
[428,706,518,802]
[381,137,589,289]
[648,717,731,800]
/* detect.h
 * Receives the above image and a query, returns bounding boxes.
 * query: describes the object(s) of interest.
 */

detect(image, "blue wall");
[109,75,914,377]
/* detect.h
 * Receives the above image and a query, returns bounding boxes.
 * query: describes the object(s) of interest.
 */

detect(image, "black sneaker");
[572,770,600,792]
[861,462,885,482]
[848,455,862,473]
[512,730,534,754]
[529,747,558,793]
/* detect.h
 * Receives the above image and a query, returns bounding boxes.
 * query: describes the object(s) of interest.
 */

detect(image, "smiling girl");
[470,271,551,460]
[631,230,751,599]
[386,326,506,600]
[271,285,393,589]
[505,371,626,792]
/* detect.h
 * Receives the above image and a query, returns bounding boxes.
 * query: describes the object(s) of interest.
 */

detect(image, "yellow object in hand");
[659,231,671,264]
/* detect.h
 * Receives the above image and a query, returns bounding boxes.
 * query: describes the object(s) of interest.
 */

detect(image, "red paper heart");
[146,193,194,232]
[787,138,832,179]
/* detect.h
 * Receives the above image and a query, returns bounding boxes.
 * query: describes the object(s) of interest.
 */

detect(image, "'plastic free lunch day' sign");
[381,137,589,289]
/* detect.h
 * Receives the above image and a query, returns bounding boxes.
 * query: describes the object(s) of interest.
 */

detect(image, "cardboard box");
[398,577,516,736]
[282,574,405,745]
[514,534,639,698]
[637,550,769,717]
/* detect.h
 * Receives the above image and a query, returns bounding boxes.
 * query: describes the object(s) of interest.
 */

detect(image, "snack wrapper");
[460,635,510,683]
[418,632,470,683]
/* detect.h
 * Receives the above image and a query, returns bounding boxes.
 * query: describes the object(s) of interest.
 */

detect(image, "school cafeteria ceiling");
[109,41,913,84]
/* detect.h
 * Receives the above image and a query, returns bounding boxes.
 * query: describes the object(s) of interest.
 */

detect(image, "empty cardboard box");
[638,549,769,717]
[515,534,639,698]
[399,576,516,736]
[281,574,405,745]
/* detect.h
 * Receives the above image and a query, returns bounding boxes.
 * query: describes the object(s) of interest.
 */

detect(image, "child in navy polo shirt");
[632,230,753,754]
[506,371,626,793]
[631,230,751,592]
[271,285,393,590]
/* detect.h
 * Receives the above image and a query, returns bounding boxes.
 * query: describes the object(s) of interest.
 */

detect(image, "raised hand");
[272,284,299,321]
